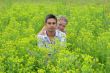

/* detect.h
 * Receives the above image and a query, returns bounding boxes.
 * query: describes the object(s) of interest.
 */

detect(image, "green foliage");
[0,1,110,73]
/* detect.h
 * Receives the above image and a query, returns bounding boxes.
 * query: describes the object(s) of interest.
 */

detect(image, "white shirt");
[37,30,66,48]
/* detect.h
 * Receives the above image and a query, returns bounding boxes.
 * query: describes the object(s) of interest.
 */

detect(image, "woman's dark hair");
[45,14,57,23]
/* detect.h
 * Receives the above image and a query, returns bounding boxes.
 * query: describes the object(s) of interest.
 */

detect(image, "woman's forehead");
[58,20,67,24]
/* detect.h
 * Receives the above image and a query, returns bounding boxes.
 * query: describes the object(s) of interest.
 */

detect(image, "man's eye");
[53,22,56,25]
[47,22,56,25]
[48,22,51,24]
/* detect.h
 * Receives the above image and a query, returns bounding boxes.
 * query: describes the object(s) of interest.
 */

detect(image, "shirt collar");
[44,30,59,38]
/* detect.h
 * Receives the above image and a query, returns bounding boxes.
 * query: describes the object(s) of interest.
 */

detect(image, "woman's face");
[57,20,66,32]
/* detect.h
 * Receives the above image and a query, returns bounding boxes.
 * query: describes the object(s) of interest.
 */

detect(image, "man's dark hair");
[45,14,57,23]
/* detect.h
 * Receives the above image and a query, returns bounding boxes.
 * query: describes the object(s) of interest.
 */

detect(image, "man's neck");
[46,30,56,37]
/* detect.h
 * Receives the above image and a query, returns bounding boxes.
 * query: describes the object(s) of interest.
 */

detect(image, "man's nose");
[50,25,55,28]
[51,24,55,26]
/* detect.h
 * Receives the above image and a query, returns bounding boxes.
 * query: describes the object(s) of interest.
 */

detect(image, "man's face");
[57,20,66,32]
[46,18,57,32]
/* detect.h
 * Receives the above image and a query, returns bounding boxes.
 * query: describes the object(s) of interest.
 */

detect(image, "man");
[37,14,66,48]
